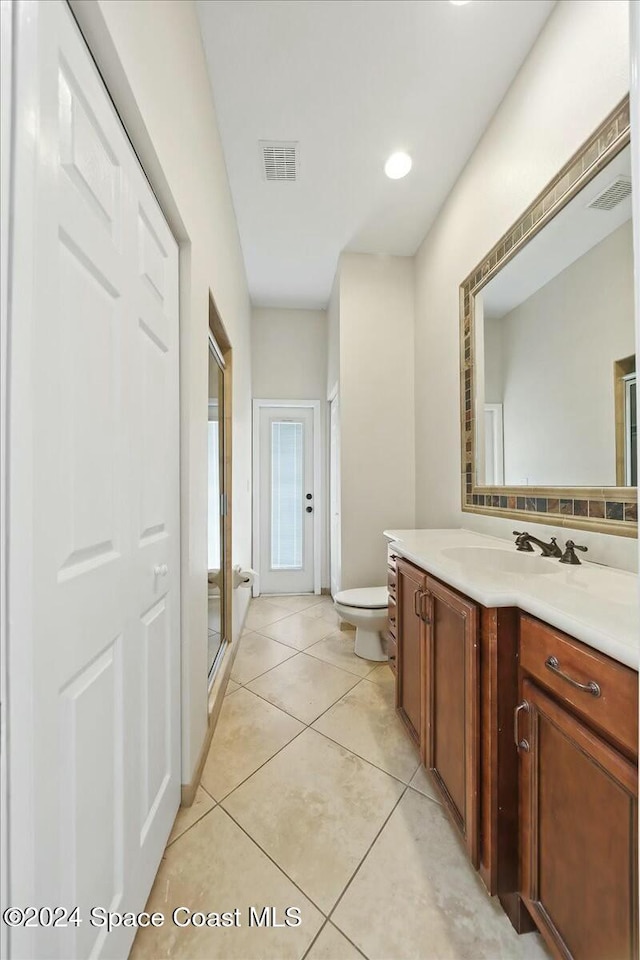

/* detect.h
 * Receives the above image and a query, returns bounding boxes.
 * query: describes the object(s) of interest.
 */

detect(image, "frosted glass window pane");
[271,421,303,570]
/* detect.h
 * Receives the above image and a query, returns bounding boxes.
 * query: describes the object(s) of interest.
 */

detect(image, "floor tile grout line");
[300,920,328,960]
[213,724,309,804]
[245,604,336,636]
[225,631,416,789]
[407,783,442,805]
[213,675,432,805]
[233,649,306,687]
[304,671,389,729]
[302,645,380,680]
[234,653,392,702]
[300,918,369,960]
[212,715,415,938]
[241,653,363,721]
[230,644,299,686]
[211,678,408,816]
[326,784,411,929]
[241,623,337,655]
[166,800,217,849]
[260,594,328,612]
[200,782,215,802]
[254,622,338,651]
[309,724,420,790]
[212,680,377,804]
[233,638,370,687]
[218,803,330,920]
[233,671,344,726]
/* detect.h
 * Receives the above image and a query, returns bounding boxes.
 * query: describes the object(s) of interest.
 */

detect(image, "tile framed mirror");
[460,96,636,537]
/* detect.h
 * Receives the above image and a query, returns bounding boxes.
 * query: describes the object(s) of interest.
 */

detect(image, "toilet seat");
[334,586,388,609]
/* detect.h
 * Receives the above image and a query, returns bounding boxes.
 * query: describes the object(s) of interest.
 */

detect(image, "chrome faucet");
[513,531,562,558]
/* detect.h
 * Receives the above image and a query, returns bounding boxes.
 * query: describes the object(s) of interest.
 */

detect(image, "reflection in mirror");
[475,144,635,488]
[208,339,226,680]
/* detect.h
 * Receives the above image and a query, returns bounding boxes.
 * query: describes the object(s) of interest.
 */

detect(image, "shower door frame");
[207,298,233,688]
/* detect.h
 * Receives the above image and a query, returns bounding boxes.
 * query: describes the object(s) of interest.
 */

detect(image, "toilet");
[334,586,389,661]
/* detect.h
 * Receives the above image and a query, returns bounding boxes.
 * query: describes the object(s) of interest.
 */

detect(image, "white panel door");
[7,3,180,958]
[258,406,315,594]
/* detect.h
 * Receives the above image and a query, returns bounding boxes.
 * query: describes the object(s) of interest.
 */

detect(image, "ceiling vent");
[587,176,632,211]
[260,141,298,182]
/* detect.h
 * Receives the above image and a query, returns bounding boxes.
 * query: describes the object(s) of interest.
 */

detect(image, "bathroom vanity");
[385,528,638,960]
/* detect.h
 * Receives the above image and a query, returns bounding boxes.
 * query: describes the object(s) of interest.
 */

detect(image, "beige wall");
[495,221,635,487]
[414,0,637,571]
[327,272,340,400]
[251,307,329,587]
[252,308,327,399]
[71,0,254,781]
[339,253,416,589]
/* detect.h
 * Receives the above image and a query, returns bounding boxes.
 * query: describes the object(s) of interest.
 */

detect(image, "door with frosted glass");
[258,406,315,594]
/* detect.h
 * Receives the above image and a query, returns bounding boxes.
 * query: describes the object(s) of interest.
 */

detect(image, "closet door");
[7,3,180,958]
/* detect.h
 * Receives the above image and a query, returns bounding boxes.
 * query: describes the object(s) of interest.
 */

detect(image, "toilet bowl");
[334,586,389,661]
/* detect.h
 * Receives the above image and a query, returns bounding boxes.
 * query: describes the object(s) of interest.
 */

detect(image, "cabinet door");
[395,559,427,748]
[424,577,479,866]
[519,679,638,960]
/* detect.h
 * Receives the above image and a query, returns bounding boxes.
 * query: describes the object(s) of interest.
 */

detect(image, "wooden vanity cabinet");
[517,616,639,960]
[391,551,639,956]
[393,560,485,868]
[394,557,426,749]
[423,577,480,866]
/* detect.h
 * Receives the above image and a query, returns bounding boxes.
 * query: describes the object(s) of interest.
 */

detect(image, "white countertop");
[384,528,640,671]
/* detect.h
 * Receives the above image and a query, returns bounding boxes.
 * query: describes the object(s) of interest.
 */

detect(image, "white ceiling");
[196,0,556,309]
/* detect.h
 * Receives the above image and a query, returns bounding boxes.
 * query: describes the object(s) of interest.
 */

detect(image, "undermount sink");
[442,546,560,576]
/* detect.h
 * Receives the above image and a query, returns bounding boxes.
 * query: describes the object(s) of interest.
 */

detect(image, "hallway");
[131,596,547,960]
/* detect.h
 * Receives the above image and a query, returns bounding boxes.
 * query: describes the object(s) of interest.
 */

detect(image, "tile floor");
[132,594,549,960]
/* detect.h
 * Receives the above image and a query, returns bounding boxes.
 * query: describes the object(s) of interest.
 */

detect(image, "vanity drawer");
[520,615,638,758]
[386,634,397,672]
[387,566,397,598]
[388,597,397,635]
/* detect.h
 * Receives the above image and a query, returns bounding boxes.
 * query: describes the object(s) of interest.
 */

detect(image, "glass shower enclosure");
[208,335,227,682]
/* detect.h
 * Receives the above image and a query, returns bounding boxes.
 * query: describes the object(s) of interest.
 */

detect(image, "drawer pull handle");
[420,590,431,625]
[514,700,530,752]
[545,656,601,697]
[413,589,431,624]
[413,589,425,619]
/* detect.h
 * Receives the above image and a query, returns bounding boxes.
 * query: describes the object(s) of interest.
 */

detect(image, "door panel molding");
[252,398,322,596]
[6,3,180,956]
[424,576,480,867]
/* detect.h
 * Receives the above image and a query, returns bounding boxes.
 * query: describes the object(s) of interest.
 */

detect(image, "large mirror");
[460,97,637,536]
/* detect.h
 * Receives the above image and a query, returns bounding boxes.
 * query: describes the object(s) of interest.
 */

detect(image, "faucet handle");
[547,537,562,559]
[513,531,534,552]
[560,540,588,565]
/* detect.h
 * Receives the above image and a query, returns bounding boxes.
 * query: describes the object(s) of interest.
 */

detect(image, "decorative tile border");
[460,96,636,538]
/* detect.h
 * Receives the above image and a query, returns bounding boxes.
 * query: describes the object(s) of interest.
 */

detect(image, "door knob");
[306,506,313,513]
[154,564,168,577]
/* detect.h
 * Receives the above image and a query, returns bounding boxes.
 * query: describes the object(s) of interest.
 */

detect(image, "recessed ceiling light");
[450,1,472,5]
[384,152,412,180]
